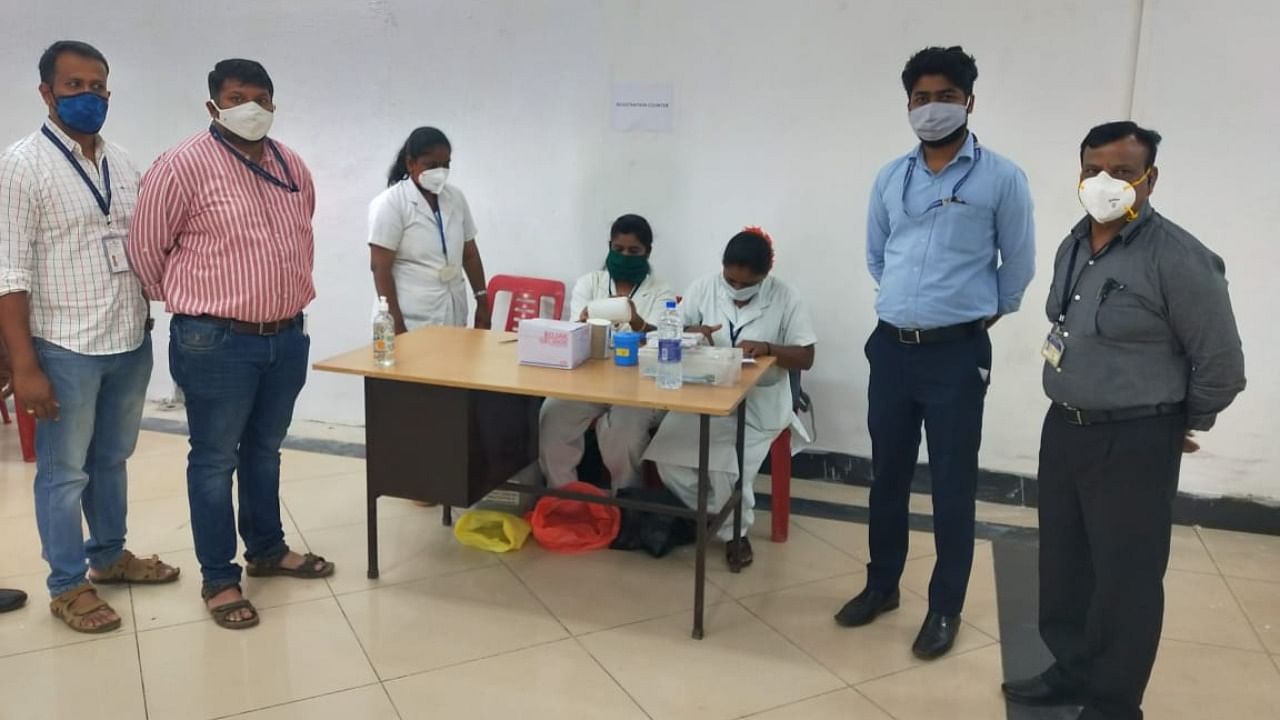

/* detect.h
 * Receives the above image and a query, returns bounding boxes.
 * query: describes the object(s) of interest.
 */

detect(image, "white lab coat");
[568,270,676,329]
[540,270,677,490]
[367,180,478,329]
[643,273,817,540]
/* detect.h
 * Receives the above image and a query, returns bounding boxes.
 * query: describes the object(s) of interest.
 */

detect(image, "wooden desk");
[315,325,773,639]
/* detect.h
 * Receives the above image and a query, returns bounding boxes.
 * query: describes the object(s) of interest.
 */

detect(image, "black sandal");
[246,551,335,579]
[202,583,259,630]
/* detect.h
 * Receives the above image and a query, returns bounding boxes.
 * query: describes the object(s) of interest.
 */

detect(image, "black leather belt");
[1052,402,1186,427]
[878,320,983,345]
[184,314,299,336]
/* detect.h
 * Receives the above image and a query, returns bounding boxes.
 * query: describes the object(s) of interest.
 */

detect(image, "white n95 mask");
[908,102,967,142]
[416,167,449,194]
[1078,170,1149,223]
[215,101,274,142]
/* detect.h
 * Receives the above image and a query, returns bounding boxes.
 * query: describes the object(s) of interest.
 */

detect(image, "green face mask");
[606,250,650,285]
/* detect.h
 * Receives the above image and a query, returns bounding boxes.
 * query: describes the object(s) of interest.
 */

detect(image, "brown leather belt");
[186,314,299,336]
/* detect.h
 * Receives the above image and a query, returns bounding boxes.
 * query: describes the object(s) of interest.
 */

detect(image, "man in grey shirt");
[1002,121,1245,720]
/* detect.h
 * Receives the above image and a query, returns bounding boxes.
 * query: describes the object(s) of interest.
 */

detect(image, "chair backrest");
[487,275,567,332]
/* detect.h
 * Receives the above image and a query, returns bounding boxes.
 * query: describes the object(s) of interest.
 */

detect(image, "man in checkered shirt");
[0,41,179,634]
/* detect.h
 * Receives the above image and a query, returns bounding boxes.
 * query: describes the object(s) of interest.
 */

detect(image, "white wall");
[1,0,1273,501]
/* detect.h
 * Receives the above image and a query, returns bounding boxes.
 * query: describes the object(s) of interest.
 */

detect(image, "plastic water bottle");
[373,296,396,368]
[656,299,683,390]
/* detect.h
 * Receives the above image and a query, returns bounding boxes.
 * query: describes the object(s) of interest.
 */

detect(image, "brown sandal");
[91,550,180,585]
[246,552,334,579]
[49,584,122,634]
[202,584,260,630]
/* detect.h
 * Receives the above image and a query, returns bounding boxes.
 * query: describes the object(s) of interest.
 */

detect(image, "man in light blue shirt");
[836,46,1035,660]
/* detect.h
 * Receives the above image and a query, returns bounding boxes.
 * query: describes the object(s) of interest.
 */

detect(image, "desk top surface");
[313,326,773,416]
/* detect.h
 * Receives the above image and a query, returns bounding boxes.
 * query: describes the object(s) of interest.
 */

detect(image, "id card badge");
[1041,326,1066,369]
[103,233,130,273]
[439,265,460,282]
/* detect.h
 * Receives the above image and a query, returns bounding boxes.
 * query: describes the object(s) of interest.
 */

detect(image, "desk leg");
[693,413,710,640]
[730,401,746,573]
[367,485,380,579]
[442,504,453,527]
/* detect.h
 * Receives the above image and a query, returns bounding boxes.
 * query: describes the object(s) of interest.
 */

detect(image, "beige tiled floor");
[1,427,1278,719]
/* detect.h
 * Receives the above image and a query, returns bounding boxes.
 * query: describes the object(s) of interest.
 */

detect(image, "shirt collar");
[912,131,976,172]
[1069,202,1156,247]
[42,119,103,161]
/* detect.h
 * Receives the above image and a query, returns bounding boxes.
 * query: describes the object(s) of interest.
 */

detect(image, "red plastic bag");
[527,482,621,553]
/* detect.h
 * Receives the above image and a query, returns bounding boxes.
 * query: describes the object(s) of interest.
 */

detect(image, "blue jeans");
[169,316,309,592]
[33,335,153,597]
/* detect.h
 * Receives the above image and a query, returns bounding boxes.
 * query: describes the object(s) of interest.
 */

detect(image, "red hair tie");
[742,225,775,270]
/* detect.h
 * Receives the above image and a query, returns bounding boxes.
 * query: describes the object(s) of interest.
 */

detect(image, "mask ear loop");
[1123,169,1153,222]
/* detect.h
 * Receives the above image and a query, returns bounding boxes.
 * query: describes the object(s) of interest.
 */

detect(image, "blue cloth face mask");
[55,92,109,134]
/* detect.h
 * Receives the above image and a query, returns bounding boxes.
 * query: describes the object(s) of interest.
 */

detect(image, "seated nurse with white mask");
[643,228,816,569]
[367,127,491,332]
[539,214,676,490]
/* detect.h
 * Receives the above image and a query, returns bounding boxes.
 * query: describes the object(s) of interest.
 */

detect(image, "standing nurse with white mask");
[368,127,491,332]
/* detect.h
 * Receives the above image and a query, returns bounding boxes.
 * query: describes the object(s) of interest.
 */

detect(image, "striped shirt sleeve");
[128,156,189,301]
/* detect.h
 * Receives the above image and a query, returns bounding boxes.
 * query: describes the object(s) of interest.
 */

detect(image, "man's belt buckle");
[897,328,922,345]
[257,321,280,337]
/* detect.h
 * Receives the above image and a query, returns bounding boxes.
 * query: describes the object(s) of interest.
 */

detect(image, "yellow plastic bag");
[453,510,533,553]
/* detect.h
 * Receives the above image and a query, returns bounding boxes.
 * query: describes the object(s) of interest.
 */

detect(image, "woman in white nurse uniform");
[539,214,677,490]
[644,228,816,568]
[368,127,491,332]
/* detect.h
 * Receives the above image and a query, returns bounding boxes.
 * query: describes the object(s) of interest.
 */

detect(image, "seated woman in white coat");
[368,127,491,332]
[644,228,816,568]
[539,215,677,490]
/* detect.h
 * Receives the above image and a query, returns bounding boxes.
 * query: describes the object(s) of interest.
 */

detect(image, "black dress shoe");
[1001,672,1086,707]
[726,537,753,569]
[834,587,900,627]
[0,588,27,613]
[911,611,961,659]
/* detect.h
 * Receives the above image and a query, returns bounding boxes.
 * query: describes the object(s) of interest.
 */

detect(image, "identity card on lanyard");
[42,127,130,273]
[1043,241,1087,370]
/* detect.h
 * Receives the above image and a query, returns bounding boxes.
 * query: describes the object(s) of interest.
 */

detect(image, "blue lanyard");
[901,135,982,218]
[208,126,298,192]
[727,320,744,346]
[42,126,111,219]
[433,208,448,261]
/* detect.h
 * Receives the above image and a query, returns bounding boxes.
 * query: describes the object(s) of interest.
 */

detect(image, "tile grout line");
[128,583,152,720]
[855,641,999,689]
[570,635,655,720]
[207,681,386,720]
[850,685,901,720]
[494,556,659,717]
[1193,526,1274,655]
[324,571,404,720]
[375,635,572,685]
[1159,635,1271,657]
[495,555,656,719]
[731,687,852,719]
[732,595,858,696]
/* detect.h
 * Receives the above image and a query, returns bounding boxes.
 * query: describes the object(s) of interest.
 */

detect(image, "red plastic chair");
[769,430,792,542]
[486,275,566,332]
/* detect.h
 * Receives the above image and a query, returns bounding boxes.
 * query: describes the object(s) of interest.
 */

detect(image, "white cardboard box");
[517,318,591,369]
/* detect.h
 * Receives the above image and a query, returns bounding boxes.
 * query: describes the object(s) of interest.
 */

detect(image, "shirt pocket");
[936,202,996,252]
[1094,288,1167,342]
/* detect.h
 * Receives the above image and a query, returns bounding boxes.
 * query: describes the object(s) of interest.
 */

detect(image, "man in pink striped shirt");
[129,59,333,630]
